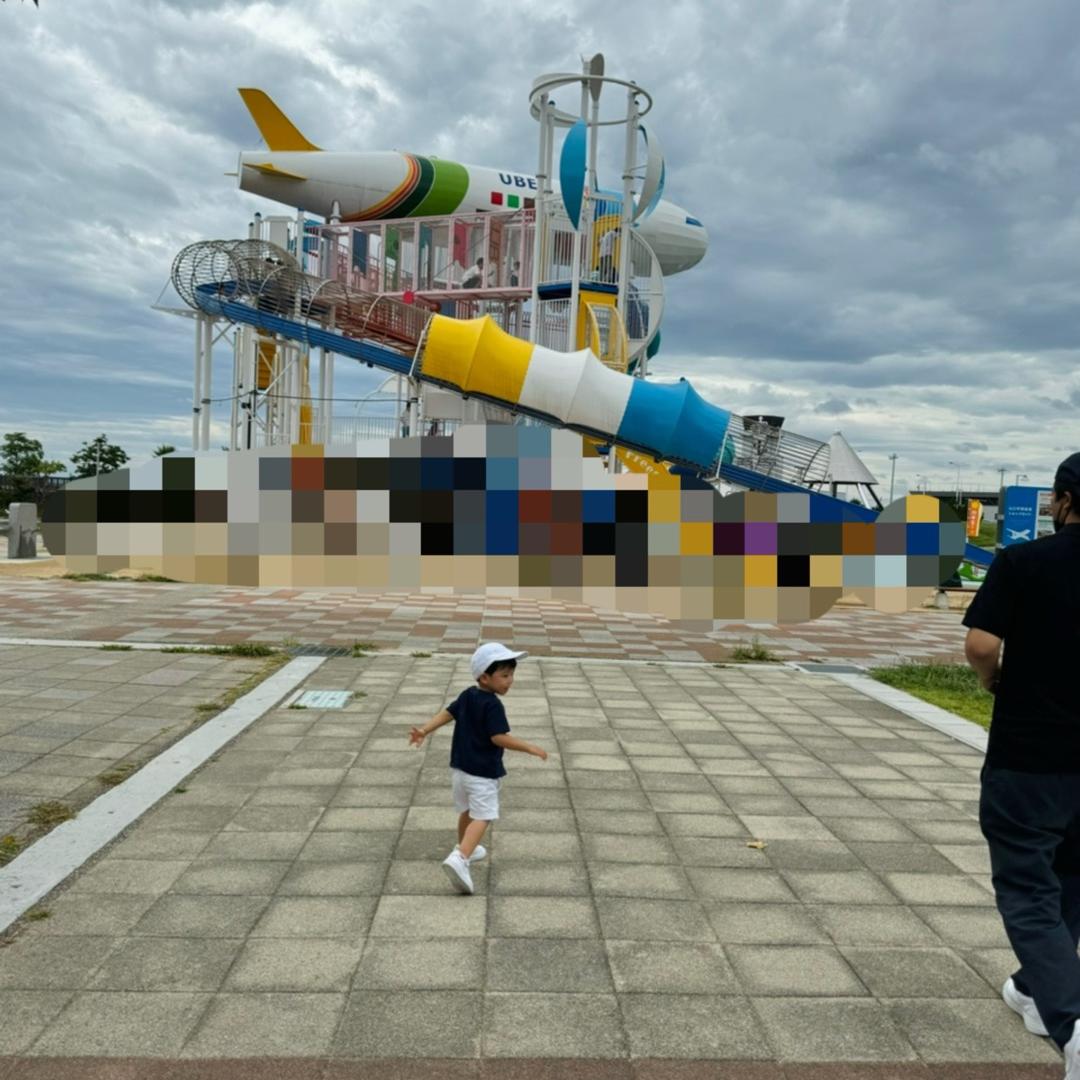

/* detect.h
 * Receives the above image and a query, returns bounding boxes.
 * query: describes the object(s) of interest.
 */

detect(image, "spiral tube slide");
[419,315,732,473]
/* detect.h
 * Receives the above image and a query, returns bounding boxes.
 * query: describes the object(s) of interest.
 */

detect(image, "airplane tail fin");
[238,88,322,152]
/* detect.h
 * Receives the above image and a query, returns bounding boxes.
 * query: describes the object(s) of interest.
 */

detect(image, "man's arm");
[965,628,1003,693]
[491,732,548,760]
[409,708,454,746]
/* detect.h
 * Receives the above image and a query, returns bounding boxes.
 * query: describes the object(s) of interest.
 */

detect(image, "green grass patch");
[352,641,381,657]
[135,574,177,582]
[99,644,134,652]
[411,651,432,658]
[0,835,24,866]
[730,638,779,663]
[26,801,75,828]
[162,643,277,657]
[24,909,51,922]
[62,572,114,581]
[870,662,993,729]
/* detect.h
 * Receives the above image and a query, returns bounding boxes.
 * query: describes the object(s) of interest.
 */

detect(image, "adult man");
[964,452,1080,1077]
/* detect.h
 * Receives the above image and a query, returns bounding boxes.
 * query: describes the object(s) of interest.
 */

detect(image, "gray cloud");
[1,0,1078,489]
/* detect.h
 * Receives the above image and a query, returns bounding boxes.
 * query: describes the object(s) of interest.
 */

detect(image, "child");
[408,642,548,894]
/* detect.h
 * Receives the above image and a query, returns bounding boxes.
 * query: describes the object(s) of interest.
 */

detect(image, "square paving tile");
[485,991,626,1057]
[884,872,995,907]
[489,897,600,938]
[491,862,590,896]
[606,941,738,994]
[334,990,481,1057]
[887,999,1062,1063]
[250,896,377,938]
[0,936,116,990]
[356,938,485,990]
[727,945,867,996]
[276,861,388,896]
[225,938,364,992]
[486,938,613,992]
[840,947,994,998]
[705,902,828,945]
[588,862,694,899]
[809,905,942,946]
[0,991,74,1054]
[618,993,768,1059]
[32,991,210,1056]
[686,867,796,903]
[89,937,241,991]
[369,895,488,938]
[781,870,898,906]
[183,991,344,1057]
[595,899,715,942]
[752,997,918,1062]
[131,894,271,937]
[171,860,292,895]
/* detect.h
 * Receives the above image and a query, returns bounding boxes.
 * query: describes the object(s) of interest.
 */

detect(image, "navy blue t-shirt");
[447,686,511,779]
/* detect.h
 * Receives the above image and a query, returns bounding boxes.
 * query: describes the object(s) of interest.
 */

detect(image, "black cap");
[1055,452,1080,493]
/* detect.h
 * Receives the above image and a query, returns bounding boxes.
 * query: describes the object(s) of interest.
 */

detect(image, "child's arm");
[491,732,548,761]
[409,708,453,746]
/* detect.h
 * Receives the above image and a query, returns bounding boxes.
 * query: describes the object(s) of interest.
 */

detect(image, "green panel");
[395,156,435,217]
[411,158,470,216]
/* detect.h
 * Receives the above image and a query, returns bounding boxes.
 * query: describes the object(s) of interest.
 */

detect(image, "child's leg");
[457,818,490,859]
[457,810,472,846]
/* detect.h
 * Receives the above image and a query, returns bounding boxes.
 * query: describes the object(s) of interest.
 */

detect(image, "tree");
[70,435,129,479]
[152,444,177,458]
[0,432,64,505]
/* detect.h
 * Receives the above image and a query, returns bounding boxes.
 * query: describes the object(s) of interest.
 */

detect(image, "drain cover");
[296,690,352,708]
[286,644,354,658]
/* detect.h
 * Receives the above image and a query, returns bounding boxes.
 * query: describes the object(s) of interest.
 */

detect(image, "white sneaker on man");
[1065,1019,1080,1080]
[457,844,486,863]
[1002,977,1049,1036]
[442,849,474,894]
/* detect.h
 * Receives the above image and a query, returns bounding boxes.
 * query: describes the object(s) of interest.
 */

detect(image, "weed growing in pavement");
[136,574,177,582]
[287,703,308,710]
[412,651,432,658]
[62,572,114,581]
[352,641,380,657]
[24,909,51,922]
[27,802,75,828]
[173,787,189,794]
[730,638,779,663]
[0,835,23,865]
[162,643,277,657]
[99,763,138,787]
[100,644,134,651]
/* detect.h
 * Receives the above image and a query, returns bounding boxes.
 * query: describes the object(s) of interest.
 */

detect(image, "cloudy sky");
[2,0,1079,493]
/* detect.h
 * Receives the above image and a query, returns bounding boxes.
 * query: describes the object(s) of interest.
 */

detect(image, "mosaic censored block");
[41,428,964,626]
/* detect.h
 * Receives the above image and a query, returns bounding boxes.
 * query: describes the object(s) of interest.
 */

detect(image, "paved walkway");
[0,645,269,838]
[0,580,969,666]
[0,626,1063,1076]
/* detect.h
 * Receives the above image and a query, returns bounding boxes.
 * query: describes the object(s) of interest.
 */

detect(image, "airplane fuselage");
[238,149,708,276]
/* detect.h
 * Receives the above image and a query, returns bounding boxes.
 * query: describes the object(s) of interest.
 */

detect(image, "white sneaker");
[1066,1019,1080,1080]
[441,849,474,894]
[1003,977,1049,1036]
[457,844,486,863]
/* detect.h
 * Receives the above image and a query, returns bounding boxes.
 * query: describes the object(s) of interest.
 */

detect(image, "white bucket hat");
[470,642,528,680]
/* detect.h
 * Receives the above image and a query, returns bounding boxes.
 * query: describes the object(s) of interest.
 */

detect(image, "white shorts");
[450,768,501,820]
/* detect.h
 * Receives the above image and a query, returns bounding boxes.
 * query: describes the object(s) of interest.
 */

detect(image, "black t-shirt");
[962,523,1080,772]
[447,686,511,779]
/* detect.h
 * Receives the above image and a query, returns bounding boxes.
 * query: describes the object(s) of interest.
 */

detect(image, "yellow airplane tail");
[238,88,322,152]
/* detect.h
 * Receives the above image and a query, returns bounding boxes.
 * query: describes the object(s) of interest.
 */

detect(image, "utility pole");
[997,466,1006,490]
[888,453,898,502]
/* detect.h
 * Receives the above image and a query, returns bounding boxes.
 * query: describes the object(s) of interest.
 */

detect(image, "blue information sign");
[999,485,1053,547]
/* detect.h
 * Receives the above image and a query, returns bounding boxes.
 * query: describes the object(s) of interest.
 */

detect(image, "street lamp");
[947,461,962,503]
[888,453,898,502]
[1014,472,1028,487]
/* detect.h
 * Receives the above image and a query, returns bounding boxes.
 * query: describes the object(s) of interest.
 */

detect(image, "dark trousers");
[980,765,1080,1048]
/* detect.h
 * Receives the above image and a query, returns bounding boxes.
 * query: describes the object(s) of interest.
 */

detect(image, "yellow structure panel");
[421,315,532,404]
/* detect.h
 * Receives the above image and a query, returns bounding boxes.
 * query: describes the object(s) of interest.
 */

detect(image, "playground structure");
[43,58,988,621]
